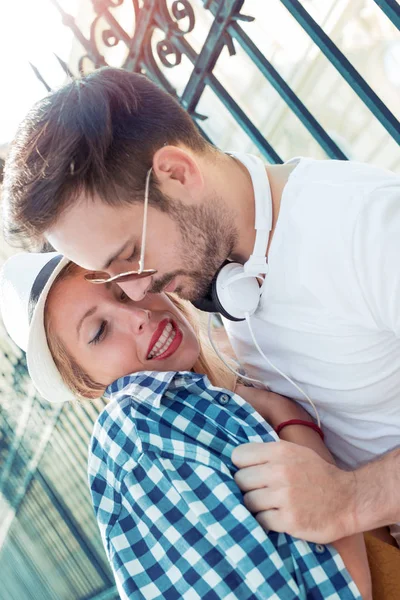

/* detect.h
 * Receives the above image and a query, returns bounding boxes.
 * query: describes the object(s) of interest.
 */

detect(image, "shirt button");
[219,394,230,405]
[314,544,326,554]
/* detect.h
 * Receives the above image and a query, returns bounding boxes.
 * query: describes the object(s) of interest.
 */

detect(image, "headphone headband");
[192,152,273,320]
[228,153,271,276]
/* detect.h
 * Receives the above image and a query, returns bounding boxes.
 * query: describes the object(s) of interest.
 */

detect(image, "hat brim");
[27,257,84,403]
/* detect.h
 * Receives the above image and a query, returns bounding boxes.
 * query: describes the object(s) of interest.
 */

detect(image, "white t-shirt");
[224,158,400,471]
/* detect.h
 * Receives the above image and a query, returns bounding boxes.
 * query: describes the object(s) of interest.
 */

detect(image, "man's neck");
[265,162,298,255]
[213,153,296,263]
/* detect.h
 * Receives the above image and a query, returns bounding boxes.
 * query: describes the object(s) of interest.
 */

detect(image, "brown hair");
[44,263,236,400]
[3,67,210,248]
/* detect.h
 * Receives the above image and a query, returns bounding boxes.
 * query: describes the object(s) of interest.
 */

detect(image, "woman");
[0,251,371,599]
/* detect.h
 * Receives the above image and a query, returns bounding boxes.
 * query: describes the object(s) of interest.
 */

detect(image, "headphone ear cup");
[210,275,245,322]
[190,260,232,314]
[191,260,263,321]
[190,290,218,314]
[214,262,262,321]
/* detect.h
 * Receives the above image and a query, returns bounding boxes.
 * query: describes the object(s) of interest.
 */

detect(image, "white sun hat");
[0,251,79,403]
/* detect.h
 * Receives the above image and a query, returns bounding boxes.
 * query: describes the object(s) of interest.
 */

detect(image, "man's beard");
[149,195,238,302]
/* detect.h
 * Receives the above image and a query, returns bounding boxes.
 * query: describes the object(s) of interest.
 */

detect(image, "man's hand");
[232,441,358,543]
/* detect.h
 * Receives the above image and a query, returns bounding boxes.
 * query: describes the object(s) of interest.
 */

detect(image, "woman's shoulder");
[89,394,142,476]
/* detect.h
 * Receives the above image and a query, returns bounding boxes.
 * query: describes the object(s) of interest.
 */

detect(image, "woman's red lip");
[152,323,182,361]
[147,319,183,361]
[147,318,170,357]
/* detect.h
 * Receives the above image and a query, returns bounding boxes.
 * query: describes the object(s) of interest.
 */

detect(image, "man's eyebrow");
[77,307,97,338]
[102,239,133,270]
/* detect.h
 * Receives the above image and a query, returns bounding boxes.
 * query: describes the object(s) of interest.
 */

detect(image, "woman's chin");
[146,347,199,373]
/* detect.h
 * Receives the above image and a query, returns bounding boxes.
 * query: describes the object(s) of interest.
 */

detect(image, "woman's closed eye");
[89,291,128,344]
[90,321,107,345]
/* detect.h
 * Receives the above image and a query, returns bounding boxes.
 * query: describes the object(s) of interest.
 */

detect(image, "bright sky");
[0,0,78,146]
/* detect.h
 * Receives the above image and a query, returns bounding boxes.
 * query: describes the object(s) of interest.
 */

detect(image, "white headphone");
[192,152,272,321]
[191,153,321,426]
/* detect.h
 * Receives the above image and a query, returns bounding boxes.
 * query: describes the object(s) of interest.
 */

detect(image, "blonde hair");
[171,296,237,391]
[44,263,237,401]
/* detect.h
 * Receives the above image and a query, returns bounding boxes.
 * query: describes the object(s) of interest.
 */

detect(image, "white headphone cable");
[207,312,321,428]
[244,312,321,428]
[207,313,265,387]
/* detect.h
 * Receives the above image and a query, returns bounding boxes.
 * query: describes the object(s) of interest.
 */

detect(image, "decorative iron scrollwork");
[154,0,196,68]
[92,0,124,12]
[51,0,256,78]
[156,38,182,67]
[170,1,195,35]
[102,30,120,48]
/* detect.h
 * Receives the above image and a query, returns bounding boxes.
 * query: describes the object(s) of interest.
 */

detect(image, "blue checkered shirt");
[88,371,360,600]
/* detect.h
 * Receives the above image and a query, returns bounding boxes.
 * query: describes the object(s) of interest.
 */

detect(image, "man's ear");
[152,145,204,202]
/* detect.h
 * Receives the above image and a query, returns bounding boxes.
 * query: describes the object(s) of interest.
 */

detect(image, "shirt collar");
[104,370,199,409]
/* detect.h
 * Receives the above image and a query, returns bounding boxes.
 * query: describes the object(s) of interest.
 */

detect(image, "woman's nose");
[121,305,151,334]
[117,276,153,301]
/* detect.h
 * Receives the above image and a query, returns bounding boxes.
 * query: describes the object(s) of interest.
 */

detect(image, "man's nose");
[117,276,153,301]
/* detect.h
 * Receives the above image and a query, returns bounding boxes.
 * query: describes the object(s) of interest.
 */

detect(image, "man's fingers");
[231,442,277,468]
[234,463,273,492]
[256,509,285,534]
[243,488,281,513]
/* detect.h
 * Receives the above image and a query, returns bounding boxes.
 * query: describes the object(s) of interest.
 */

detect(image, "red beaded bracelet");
[275,419,324,441]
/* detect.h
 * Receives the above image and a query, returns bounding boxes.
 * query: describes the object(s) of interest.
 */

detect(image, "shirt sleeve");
[353,179,400,336]
[105,451,359,600]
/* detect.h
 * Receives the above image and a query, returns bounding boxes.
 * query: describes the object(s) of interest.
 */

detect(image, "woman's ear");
[152,145,204,202]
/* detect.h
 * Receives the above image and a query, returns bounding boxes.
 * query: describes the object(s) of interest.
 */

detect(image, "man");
[3,67,400,545]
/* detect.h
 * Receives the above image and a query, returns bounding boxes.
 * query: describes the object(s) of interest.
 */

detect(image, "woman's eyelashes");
[89,291,129,345]
[90,321,107,345]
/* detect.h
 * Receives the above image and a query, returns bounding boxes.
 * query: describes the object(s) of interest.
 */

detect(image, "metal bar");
[20,485,96,597]
[5,402,64,516]
[50,0,106,68]
[191,119,214,145]
[35,470,113,586]
[153,25,282,162]
[26,492,94,598]
[40,442,103,557]
[373,0,400,30]
[69,401,99,439]
[76,0,312,162]
[56,411,92,464]
[54,53,74,79]
[280,0,400,145]
[93,5,132,46]
[18,492,80,598]
[46,436,94,512]
[9,530,59,600]
[182,0,245,112]
[28,63,51,92]
[123,0,159,71]
[207,75,283,162]
[42,427,103,548]
[0,386,36,496]
[84,586,119,600]
[228,22,348,159]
